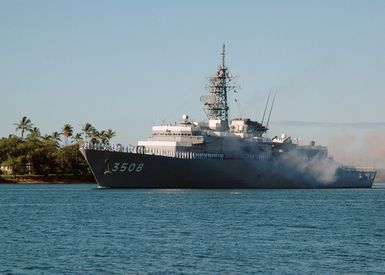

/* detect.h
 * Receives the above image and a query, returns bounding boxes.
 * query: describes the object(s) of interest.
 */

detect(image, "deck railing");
[340,166,377,172]
[81,142,225,160]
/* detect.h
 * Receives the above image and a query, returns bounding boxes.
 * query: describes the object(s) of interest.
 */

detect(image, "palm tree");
[14,116,33,138]
[104,129,116,145]
[90,127,100,144]
[82,123,93,142]
[27,127,41,140]
[99,130,107,145]
[42,134,52,142]
[97,129,116,145]
[51,131,62,147]
[72,133,83,143]
[62,124,73,145]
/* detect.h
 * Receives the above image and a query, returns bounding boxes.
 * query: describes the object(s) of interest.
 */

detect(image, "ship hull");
[81,149,375,188]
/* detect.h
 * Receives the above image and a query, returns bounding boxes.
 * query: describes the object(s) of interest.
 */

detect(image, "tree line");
[0,116,115,177]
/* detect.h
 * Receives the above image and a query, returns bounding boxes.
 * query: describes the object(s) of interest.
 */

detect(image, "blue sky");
[1,0,385,150]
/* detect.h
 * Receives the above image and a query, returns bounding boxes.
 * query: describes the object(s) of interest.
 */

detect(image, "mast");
[221,43,225,68]
[201,44,237,123]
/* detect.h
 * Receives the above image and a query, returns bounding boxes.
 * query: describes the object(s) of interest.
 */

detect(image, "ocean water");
[1,184,385,274]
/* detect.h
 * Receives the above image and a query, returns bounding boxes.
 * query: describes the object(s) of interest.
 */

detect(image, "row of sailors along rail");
[84,143,272,160]
[83,142,224,160]
[139,147,225,160]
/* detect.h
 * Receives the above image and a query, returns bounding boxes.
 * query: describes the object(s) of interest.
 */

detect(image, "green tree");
[89,127,100,144]
[52,144,89,175]
[99,130,107,145]
[14,116,33,138]
[101,129,116,145]
[27,127,41,140]
[1,122,92,178]
[82,123,93,142]
[23,138,57,175]
[72,133,83,143]
[51,131,62,147]
[62,124,73,145]
[42,134,52,141]
[0,136,22,175]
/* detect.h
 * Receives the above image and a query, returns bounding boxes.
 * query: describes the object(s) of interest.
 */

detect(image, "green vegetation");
[0,116,116,183]
[62,123,73,145]
[14,116,33,139]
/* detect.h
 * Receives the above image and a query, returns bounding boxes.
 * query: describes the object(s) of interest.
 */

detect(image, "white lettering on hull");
[111,162,144,173]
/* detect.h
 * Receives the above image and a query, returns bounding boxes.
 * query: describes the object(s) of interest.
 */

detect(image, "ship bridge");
[230,118,267,138]
[138,115,205,150]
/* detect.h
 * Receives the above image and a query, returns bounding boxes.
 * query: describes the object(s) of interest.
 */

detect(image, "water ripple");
[0,184,385,273]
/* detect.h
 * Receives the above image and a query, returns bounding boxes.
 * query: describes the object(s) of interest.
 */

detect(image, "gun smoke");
[281,150,339,184]
[328,129,385,169]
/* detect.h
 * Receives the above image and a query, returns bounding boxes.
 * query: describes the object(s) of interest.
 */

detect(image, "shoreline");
[0,175,95,184]
[0,180,95,184]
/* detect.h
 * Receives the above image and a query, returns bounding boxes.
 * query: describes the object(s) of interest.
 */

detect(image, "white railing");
[245,153,272,161]
[340,166,376,172]
[81,142,132,153]
[81,142,224,160]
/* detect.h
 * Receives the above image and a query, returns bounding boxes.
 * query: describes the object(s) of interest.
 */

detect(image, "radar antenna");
[200,44,237,122]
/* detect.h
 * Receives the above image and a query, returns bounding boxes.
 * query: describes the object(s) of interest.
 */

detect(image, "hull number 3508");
[111,162,144,173]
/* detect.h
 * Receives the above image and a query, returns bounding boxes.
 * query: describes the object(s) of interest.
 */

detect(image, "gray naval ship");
[80,45,376,188]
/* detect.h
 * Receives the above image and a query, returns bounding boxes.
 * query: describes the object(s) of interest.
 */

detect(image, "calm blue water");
[1,184,385,274]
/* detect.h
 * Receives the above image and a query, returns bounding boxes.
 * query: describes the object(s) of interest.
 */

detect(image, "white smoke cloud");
[281,150,339,184]
[328,129,385,169]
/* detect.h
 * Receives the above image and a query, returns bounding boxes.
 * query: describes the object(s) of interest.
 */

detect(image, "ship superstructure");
[80,45,376,188]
